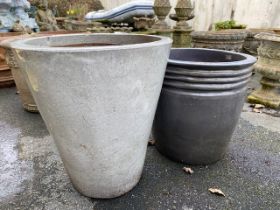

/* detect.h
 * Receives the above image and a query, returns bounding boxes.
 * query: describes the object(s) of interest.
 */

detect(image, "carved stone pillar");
[248,33,280,108]
[171,0,194,48]
[152,0,172,30]
[174,0,194,30]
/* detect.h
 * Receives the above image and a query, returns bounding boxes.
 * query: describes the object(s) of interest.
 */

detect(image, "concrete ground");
[0,74,280,210]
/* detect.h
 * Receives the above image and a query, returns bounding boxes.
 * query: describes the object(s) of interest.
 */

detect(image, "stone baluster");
[152,0,172,30]
[248,33,280,108]
[172,0,195,48]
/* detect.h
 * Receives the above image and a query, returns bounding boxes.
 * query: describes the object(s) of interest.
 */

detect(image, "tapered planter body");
[1,34,38,111]
[153,48,256,165]
[5,47,39,112]
[0,31,85,112]
[10,34,172,198]
[0,32,22,88]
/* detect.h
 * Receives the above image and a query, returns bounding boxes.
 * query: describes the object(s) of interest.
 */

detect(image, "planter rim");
[168,48,256,68]
[0,35,30,48]
[8,33,172,52]
[0,32,24,37]
[165,72,252,84]
[0,31,88,49]
[191,31,247,40]
[247,28,275,32]
[255,32,280,42]
[246,28,275,38]
[166,67,252,78]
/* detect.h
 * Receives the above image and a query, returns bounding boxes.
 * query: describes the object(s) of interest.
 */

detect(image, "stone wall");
[100,0,280,30]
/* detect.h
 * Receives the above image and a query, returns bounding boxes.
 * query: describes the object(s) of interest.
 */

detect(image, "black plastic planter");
[153,48,256,165]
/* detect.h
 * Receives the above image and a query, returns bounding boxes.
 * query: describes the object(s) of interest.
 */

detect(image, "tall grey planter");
[10,34,172,198]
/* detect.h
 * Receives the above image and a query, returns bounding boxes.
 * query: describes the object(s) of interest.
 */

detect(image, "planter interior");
[11,33,172,198]
[19,34,163,47]
[169,48,246,63]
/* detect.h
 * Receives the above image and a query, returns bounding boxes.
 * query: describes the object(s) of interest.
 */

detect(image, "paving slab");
[0,74,280,210]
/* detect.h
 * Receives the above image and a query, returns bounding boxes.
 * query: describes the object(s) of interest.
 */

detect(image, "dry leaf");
[208,188,225,197]
[250,104,265,112]
[254,104,265,109]
[148,139,155,146]
[253,108,262,113]
[183,167,194,174]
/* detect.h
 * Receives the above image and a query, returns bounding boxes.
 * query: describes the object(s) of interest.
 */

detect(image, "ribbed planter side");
[153,48,256,165]
[191,31,247,52]
[154,86,247,165]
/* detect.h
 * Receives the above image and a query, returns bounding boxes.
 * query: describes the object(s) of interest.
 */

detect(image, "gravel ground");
[0,74,279,210]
